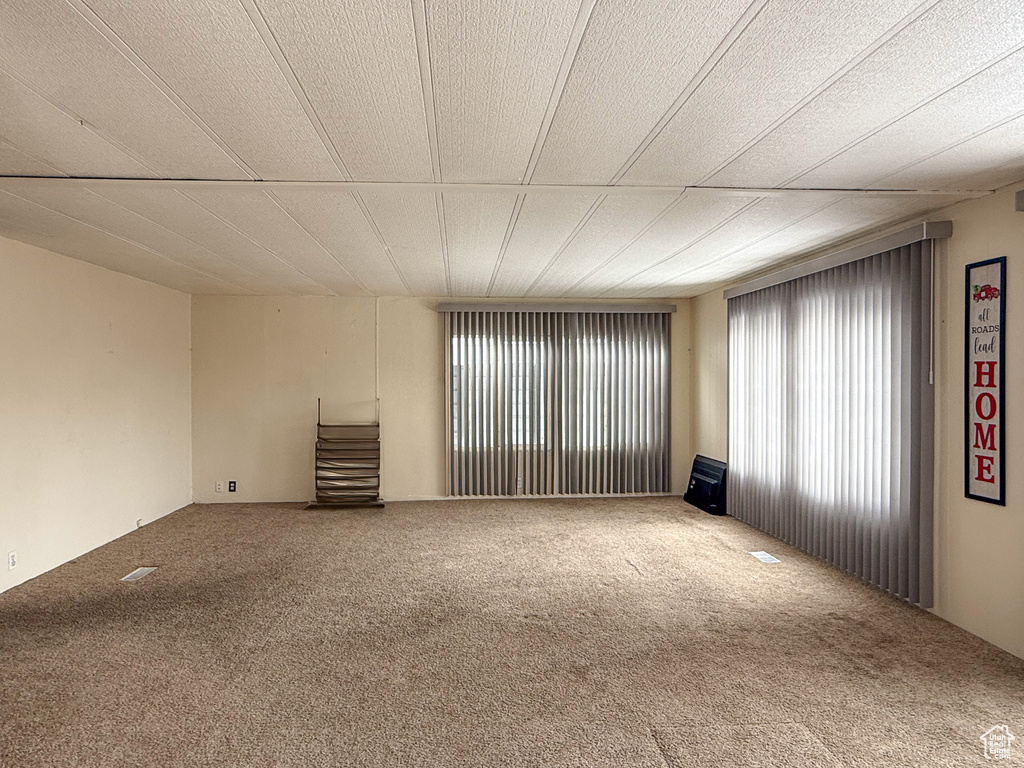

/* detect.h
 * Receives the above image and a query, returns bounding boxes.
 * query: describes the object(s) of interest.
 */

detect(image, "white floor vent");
[120,567,157,582]
[749,551,781,563]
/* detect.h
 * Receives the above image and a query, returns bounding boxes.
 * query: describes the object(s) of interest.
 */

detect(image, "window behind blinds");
[445,310,670,496]
[728,241,934,605]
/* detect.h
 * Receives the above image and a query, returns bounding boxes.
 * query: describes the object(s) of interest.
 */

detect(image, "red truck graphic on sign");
[973,284,1000,301]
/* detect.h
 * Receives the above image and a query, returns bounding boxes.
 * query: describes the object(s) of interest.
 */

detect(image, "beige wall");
[191,296,377,502]
[932,186,1023,658]
[670,303,693,495]
[689,184,1024,658]
[377,297,446,500]
[690,290,728,463]
[0,236,192,593]
[192,296,692,502]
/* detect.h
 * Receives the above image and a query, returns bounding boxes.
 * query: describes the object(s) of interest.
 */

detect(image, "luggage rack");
[307,400,383,509]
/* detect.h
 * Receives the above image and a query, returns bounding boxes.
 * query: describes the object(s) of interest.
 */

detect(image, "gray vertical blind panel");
[446,310,670,497]
[728,241,934,606]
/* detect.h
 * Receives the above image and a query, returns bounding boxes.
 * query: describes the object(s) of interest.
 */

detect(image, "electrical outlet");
[228,481,237,492]
[8,551,16,570]
[216,481,224,493]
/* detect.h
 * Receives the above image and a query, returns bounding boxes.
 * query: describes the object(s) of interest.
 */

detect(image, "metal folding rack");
[309,399,383,508]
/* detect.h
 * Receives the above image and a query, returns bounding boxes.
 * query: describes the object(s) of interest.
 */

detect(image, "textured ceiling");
[0,0,1022,297]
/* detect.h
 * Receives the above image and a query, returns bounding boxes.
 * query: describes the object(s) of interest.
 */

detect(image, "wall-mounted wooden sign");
[965,257,1006,505]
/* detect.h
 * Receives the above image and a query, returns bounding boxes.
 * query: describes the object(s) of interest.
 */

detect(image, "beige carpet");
[0,498,1020,767]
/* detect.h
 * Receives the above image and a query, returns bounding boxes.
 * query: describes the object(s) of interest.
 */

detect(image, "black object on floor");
[684,455,727,515]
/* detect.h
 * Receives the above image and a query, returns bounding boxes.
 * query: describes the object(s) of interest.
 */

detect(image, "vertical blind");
[728,241,934,605]
[444,310,671,496]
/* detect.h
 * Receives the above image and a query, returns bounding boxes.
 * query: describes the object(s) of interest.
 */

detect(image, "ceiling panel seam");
[607,0,770,185]
[435,192,452,295]
[412,0,452,294]
[486,195,526,296]
[782,38,1024,187]
[0,187,254,292]
[695,0,945,185]
[561,193,686,294]
[87,187,287,285]
[0,62,162,178]
[239,0,407,299]
[174,190,332,294]
[411,0,442,182]
[263,190,373,296]
[870,106,1024,186]
[238,0,353,180]
[66,0,258,179]
[523,195,606,296]
[595,198,765,295]
[638,198,847,293]
[0,137,68,177]
[0,178,992,198]
[350,192,413,295]
[522,0,600,184]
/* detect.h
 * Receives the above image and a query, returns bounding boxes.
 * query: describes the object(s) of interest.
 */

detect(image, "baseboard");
[191,493,678,504]
[381,492,676,502]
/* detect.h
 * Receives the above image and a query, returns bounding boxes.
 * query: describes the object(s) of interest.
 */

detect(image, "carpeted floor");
[0,498,1021,767]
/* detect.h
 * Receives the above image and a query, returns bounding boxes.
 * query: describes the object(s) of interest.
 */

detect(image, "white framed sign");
[965,257,1006,505]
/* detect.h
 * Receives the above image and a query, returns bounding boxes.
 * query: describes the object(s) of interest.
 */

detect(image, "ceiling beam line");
[607,0,770,185]
[64,0,259,180]
[694,0,946,186]
[0,177,992,199]
[522,0,600,183]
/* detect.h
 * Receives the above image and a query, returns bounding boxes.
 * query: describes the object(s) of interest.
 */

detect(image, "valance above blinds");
[728,239,936,605]
[444,309,671,497]
[437,303,676,314]
[724,222,950,299]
